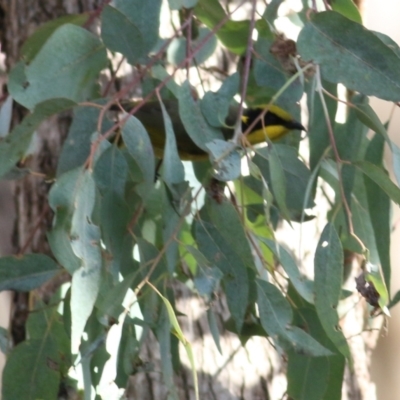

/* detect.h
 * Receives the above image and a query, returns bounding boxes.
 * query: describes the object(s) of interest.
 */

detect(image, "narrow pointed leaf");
[0,254,60,292]
[355,160,400,205]
[298,11,400,101]
[70,172,102,354]
[314,223,350,359]
[257,279,332,356]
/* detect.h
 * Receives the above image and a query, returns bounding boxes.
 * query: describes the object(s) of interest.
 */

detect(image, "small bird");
[118,100,305,160]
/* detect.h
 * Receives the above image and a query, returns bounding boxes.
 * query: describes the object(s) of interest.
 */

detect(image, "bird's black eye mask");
[242,108,305,132]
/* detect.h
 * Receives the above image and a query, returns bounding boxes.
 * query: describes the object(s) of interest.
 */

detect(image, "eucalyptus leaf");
[363,134,391,290]
[0,98,76,179]
[261,239,314,303]
[314,224,350,359]
[9,24,107,109]
[101,0,161,64]
[70,171,102,354]
[201,73,239,128]
[194,0,249,54]
[330,0,362,24]
[257,279,332,356]
[355,160,400,206]
[298,11,400,101]
[195,217,249,332]
[21,14,89,62]
[206,139,241,181]
[0,254,60,292]
[287,288,345,400]
[122,115,155,195]
[178,81,223,151]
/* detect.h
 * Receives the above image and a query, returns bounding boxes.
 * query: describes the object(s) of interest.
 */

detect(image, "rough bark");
[0,0,99,345]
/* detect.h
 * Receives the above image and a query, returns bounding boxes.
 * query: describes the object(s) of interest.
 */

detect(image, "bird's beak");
[288,120,306,131]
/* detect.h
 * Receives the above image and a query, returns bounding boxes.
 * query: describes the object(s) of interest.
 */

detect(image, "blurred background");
[363,1,400,399]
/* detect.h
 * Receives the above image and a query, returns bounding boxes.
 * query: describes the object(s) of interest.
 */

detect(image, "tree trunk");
[0,0,99,356]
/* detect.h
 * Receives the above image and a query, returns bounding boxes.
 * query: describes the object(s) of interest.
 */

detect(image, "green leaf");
[314,223,350,359]
[98,192,132,275]
[254,145,314,217]
[261,239,314,304]
[159,98,185,184]
[168,0,198,9]
[9,24,107,110]
[101,0,161,64]
[195,217,249,332]
[151,65,180,98]
[363,134,391,289]
[364,262,389,312]
[161,184,181,274]
[0,254,59,292]
[0,98,76,179]
[373,31,400,57]
[243,212,274,272]
[167,27,217,66]
[335,102,367,208]
[330,0,362,24]
[298,11,400,101]
[353,98,390,144]
[189,245,223,299]
[3,302,71,400]
[201,72,239,128]
[178,81,223,152]
[256,280,332,356]
[2,340,60,400]
[58,101,113,176]
[156,305,179,400]
[391,141,400,187]
[207,308,222,354]
[21,14,89,62]
[287,288,345,400]
[79,314,108,393]
[122,115,155,195]
[0,96,13,138]
[48,168,82,274]
[307,79,337,170]
[355,160,400,205]
[206,139,241,181]
[137,239,168,286]
[115,317,140,388]
[206,199,255,268]
[267,144,291,221]
[70,171,102,354]
[388,290,400,309]
[0,327,10,355]
[94,146,128,197]
[97,273,136,319]
[194,0,249,54]
[153,285,199,400]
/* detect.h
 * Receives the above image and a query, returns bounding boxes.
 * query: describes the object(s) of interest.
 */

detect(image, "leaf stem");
[315,66,366,253]
[232,0,257,143]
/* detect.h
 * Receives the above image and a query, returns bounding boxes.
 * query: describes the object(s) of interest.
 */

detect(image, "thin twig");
[87,0,249,170]
[134,185,204,294]
[240,63,314,141]
[315,66,366,253]
[233,0,257,143]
